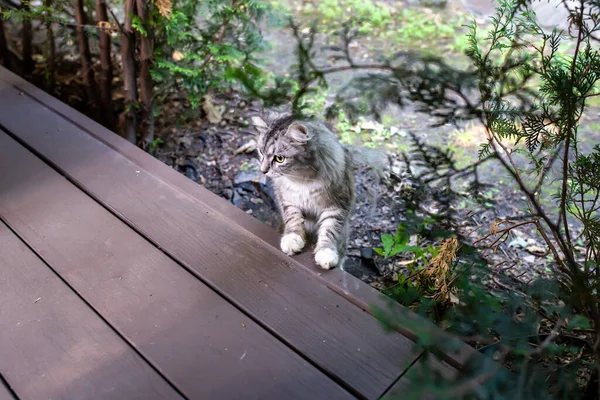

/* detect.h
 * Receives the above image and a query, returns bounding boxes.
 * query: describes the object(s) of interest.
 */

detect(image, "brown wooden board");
[0,131,353,400]
[0,379,15,400]
[380,353,461,400]
[0,223,181,400]
[320,264,481,371]
[0,66,479,373]
[0,70,419,399]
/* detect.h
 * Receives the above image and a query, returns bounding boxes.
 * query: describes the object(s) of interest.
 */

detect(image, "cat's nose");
[260,161,270,174]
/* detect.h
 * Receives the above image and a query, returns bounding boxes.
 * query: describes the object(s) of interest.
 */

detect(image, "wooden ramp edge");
[0,130,352,400]
[0,66,482,393]
[0,76,419,399]
[0,376,16,400]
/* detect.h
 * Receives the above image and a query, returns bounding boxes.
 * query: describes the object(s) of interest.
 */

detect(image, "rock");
[347,249,361,257]
[234,170,268,186]
[360,247,373,260]
[523,255,536,264]
[508,236,528,249]
[342,256,380,279]
[181,162,199,182]
[222,189,233,200]
[526,246,546,256]
[232,190,244,208]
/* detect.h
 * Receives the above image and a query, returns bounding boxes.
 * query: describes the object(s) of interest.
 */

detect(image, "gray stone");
[360,247,374,260]
[234,170,268,186]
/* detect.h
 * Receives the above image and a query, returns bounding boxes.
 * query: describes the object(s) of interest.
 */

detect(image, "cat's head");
[251,113,317,180]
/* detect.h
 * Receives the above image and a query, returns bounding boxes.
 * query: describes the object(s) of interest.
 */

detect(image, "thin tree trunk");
[95,0,115,130]
[74,0,103,122]
[121,0,138,144]
[45,0,56,91]
[22,3,33,75]
[0,16,10,69]
[135,0,154,149]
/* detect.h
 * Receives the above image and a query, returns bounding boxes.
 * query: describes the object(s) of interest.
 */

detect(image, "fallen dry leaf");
[202,94,225,124]
[97,21,115,31]
[526,245,546,256]
[172,50,184,61]
[233,139,257,155]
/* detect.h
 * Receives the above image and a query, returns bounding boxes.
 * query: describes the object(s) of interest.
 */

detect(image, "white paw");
[314,248,339,270]
[281,233,305,255]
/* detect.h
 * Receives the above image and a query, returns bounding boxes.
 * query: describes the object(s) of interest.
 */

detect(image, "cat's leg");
[314,208,348,269]
[280,205,307,255]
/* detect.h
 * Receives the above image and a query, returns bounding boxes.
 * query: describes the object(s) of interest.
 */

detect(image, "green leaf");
[568,315,592,330]
[381,234,394,256]
[132,16,148,37]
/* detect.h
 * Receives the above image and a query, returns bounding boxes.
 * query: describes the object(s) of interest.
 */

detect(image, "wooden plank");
[0,70,419,399]
[0,132,353,400]
[0,223,181,400]
[380,353,461,400]
[0,66,479,373]
[0,379,16,400]
[320,263,481,371]
[0,67,286,249]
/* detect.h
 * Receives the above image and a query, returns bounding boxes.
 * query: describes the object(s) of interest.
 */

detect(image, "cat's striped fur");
[252,113,355,269]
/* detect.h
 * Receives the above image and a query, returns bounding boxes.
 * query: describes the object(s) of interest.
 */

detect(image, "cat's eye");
[274,155,285,163]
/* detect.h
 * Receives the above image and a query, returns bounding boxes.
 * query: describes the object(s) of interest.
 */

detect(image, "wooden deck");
[0,66,474,399]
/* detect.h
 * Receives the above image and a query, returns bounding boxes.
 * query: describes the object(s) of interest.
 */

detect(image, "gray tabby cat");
[251,113,355,269]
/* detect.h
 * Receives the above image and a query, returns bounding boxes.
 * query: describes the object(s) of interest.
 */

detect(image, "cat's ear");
[287,123,312,144]
[251,116,268,135]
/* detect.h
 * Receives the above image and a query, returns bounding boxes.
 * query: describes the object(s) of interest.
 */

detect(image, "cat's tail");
[344,145,391,182]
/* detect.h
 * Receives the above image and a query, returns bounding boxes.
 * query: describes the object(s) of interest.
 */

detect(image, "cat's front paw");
[281,233,305,255]
[314,248,339,270]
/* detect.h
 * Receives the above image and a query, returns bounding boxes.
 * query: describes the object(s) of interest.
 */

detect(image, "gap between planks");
[0,78,422,399]
[0,131,355,400]
[0,66,481,374]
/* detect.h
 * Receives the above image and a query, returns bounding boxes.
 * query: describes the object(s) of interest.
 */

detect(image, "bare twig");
[135,0,155,148]
[22,2,33,75]
[95,0,115,130]
[474,220,537,245]
[531,318,565,356]
[44,0,56,91]
[0,13,10,69]
[74,0,103,122]
[558,0,586,249]
[120,0,138,143]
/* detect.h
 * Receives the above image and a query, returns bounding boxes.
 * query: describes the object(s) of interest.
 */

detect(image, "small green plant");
[147,137,165,153]
[334,110,402,149]
[151,0,271,108]
[372,0,600,397]
[238,160,256,172]
[299,0,392,35]
[387,8,467,50]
